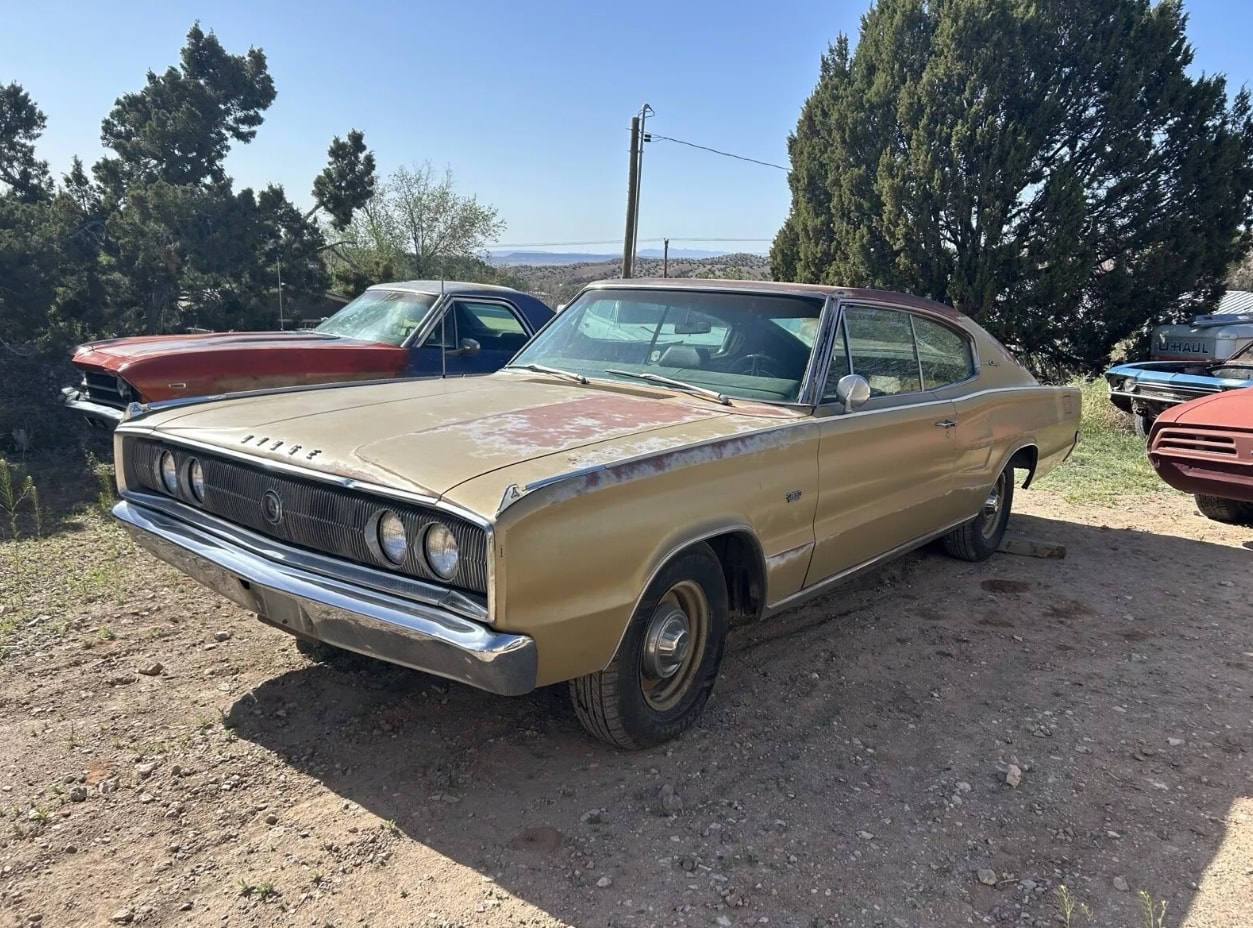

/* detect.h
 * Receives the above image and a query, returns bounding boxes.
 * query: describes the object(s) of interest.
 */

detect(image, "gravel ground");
[0,486,1249,928]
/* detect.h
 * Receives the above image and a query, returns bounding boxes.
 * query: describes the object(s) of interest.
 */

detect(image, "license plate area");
[250,583,314,635]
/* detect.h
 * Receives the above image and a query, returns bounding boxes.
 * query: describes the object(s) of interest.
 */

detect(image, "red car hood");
[1154,386,1253,429]
[71,331,371,368]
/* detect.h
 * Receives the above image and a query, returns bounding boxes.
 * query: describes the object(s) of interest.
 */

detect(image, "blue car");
[1104,340,1253,435]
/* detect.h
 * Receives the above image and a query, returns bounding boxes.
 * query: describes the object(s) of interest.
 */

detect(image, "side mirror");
[835,373,871,410]
[458,337,481,357]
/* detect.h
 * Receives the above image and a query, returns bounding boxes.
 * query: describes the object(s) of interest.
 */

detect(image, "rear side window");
[913,316,974,388]
[844,306,922,396]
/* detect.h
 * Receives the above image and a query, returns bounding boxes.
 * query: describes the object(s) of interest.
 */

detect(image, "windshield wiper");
[604,369,731,406]
[508,363,588,385]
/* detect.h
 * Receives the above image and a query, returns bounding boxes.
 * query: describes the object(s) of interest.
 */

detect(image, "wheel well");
[703,532,766,627]
[1009,445,1039,488]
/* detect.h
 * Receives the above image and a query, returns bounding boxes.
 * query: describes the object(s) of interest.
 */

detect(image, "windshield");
[315,289,437,346]
[509,288,824,402]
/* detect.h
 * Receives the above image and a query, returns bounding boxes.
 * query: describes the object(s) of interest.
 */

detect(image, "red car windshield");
[315,289,437,346]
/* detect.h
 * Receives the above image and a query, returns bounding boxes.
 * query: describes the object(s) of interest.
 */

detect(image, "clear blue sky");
[3,1,1250,255]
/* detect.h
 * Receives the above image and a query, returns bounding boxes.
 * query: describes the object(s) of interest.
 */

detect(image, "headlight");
[377,511,408,564]
[1122,377,1137,392]
[424,523,459,579]
[159,452,178,494]
[188,459,205,502]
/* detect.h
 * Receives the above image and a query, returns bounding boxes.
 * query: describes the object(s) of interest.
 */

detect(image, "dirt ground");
[0,486,1250,928]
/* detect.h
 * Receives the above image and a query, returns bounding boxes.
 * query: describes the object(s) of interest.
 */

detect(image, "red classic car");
[61,281,555,427]
[1147,386,1253,525]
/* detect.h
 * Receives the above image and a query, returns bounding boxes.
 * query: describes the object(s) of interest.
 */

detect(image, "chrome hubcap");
[642,604,691,679]
[979,474,1007,540]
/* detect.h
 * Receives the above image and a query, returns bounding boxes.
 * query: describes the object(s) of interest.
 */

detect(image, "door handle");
[934,419,957,428]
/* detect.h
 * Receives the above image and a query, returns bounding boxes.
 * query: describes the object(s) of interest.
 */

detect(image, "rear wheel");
[943,465,1015,562]
[1194,494,1253,526]
[570,543,729,749]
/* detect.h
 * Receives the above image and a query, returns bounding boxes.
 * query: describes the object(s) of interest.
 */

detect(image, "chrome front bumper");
[61,387,124,426]
[113,499,537,696]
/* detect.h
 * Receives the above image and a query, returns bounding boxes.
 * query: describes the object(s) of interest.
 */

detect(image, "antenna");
[440,279,447,379]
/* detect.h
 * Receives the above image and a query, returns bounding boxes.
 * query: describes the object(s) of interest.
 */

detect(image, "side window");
[913,316,975,388]
[422,307,458,348]
[436,300,530,353]
[821,320,851,400]
[844,306,921,396]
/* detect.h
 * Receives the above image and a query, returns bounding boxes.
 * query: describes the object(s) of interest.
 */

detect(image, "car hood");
[1154,386,1253,427]
[72,331,374,368]
[128,374,798,506]
[1108,359,1253,381]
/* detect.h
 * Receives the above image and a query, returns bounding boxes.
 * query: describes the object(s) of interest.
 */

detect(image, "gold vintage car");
[111,280,1081,748]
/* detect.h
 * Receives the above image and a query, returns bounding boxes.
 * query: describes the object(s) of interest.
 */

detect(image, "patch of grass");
[0,512,137,658]
[1033,379,1171,504]
[0,456,42,540]
[1138,890,1169,928]
[238,879,278,900]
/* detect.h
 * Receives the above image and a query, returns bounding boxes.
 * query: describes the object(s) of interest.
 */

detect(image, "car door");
[407,298,534,376]
[803,303,960,586]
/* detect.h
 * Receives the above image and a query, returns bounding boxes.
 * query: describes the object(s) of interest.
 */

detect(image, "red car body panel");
[72,332,410,400]
[1148,387,1253,503]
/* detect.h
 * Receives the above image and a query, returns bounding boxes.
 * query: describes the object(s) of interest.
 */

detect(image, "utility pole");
[622,116,641,278]
[632,103,653,269]
[276,261,285,330]
[663,238,669,278]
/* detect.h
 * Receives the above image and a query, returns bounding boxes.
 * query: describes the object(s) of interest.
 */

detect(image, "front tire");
[1194,494,1253,526]
[943,465,1015,562]
[570,543,729,749]
[1132,412,1154,439]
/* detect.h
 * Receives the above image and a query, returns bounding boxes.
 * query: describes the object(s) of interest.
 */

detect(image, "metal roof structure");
[1215,290,1253,315]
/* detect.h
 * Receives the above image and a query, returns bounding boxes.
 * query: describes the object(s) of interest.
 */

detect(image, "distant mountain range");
[489,248,731,266]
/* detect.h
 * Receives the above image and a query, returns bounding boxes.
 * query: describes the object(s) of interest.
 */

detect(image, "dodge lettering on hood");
[112,279,1081,748]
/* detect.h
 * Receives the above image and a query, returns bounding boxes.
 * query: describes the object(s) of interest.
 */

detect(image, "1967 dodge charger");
[110,279,1081,747]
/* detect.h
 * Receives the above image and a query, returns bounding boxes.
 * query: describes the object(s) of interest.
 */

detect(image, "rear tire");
[943,465,1015,562]
[570,543,729,749]
[1194,494,1253,526]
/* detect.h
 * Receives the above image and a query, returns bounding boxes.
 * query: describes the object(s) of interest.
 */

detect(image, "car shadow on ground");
[224,513,1252,926]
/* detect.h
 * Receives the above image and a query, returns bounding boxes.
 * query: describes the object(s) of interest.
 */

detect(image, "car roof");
[582,278,962,319]
[367,280,527,297]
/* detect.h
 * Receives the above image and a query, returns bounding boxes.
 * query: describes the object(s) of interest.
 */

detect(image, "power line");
[489,237,774,249]
[645,133,789,172]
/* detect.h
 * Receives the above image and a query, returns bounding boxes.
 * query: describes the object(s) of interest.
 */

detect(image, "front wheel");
[570,543,729,749]
[1194,494,1253,526]
[943,465,1015,562]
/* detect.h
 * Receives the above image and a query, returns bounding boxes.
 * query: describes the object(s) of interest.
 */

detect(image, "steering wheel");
[730,353,785,378]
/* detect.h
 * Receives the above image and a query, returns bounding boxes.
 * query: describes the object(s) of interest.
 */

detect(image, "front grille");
[82,371,134,409]
[128,439,488,595]
[1154,427,1239,457]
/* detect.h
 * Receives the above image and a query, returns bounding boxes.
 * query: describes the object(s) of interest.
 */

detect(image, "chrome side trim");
[119,490,488,622]
[113,499,533,696]
[763,517,973,618]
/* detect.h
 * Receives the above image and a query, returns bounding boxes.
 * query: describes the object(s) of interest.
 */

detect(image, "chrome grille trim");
[127,439,489,595]
[82,371,134,409]
[118,490,488,621]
